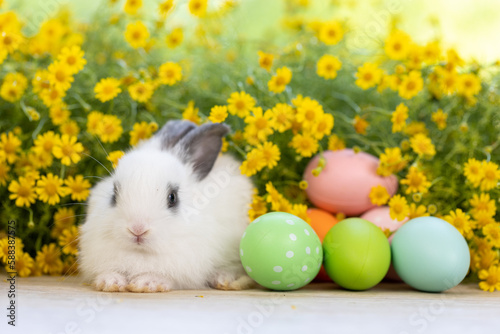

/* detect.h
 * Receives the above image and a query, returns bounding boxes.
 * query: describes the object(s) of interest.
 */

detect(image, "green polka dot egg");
[240,212,323,291]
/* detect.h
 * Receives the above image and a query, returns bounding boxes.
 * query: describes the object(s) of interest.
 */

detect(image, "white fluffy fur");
[79,133,253,292]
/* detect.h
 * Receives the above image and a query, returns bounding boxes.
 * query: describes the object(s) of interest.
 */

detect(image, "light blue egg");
[391,216,470,292]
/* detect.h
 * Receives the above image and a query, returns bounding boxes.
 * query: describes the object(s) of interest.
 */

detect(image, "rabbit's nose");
[128,225,149,237]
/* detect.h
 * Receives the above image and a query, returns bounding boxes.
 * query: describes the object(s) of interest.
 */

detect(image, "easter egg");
[391,216,470,292]
[307,208,338,281]
[361,206,408,281]
[240,212,323,291]
[361,206,407,233]
[303,149,398,216]
[323,218,391,290]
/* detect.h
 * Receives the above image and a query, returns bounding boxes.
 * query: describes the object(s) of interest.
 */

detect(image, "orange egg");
[307,208,339,281]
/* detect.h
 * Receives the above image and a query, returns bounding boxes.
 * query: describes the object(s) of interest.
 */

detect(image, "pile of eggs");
[240,149,470,293]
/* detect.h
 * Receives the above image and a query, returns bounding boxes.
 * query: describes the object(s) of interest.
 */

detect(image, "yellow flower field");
[0,0,499,292]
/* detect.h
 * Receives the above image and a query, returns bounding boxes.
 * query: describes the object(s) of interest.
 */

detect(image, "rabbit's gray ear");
[157,120,197,150]
[176,123,230,180]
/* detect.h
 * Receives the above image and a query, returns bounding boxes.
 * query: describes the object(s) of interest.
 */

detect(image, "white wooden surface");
[1,276,499,334]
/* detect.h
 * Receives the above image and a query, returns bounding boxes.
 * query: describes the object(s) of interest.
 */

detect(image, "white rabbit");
[79,120,255,292]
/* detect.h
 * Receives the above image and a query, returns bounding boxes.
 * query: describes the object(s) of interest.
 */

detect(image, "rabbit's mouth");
[127,227,149,245]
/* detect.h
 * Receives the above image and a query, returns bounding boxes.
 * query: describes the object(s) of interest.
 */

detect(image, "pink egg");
[361,206,408,282]
[304,149,398,216]
[360,206,407,233]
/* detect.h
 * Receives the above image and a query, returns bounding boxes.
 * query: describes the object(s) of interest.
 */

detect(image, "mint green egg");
[240,212,323,291]
[323,218,391,290]
[391,216,470,292]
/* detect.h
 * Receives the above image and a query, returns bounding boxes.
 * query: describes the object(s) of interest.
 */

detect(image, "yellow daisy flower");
[244,107,275,142]
[94,77,122,102]
[310,113,334,140]
[384,30,412,60]
[0,160,10,186]
[480,161,500,191]
[159,0,174,17]
[369,185,390,206]
[391,103,408,133]
[400,166,431,194]
[227,91,256,118]
[86,111,104,135]
[8,251,34,277]
[353,115,369,135]
[270,103,293,133]
[295,97,324,129]
[40,86,64,108]
[422,41,441,64]
[316,54,342,79]
[124,21,149,49]
[431,109,447,130]
[59,225,79,256]
[52,134,84,166]
[410,134,436,158]
[165,27,183,48]
[188,0,207,17]
[128,81,155,103]
[248,194,267,222]
[328,134,345,151]
[59,120,80,137]
[483,223,500,248]
[258,51,274,72]
[8,177,37,207]
[478,266,500,292]
[257,142,281,169]
[208,105,228,123]
[437,68,459,95]
[65,175,91,202]
[36,243,63,275]
[159,61,182,86]
[240,149,266,177]
[31,69,51,94]
[398,70,424,99]
[52,207,76,238]
[130,121,156,146]
[355,62,383,90]
[388,194,410,222]
[36,173,66,205]
[463,158,484,188]
[182,101,201,125]
[0,132,21,164]
[97,114,123,143]
[408,203,429,219]
[444,209,472,237]
[49,104,71,126]
[457,73,481,98]
[0,72,28,103]
[268,66,292,94]
[107,150,125,169]
[124,0,142,15]
[318,21,343,45]
[470,193,496,219]
[48,61,74,92]
[290,133,319,157]
[291,203,310,223]
[57,45,86,74]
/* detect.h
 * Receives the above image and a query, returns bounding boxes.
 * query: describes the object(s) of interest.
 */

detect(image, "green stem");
[60,164,66,179]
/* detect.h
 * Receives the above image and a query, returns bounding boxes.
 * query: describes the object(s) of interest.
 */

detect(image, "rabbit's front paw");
[127,273,172,293]
[211,273,256,291]
[94,272,128,292]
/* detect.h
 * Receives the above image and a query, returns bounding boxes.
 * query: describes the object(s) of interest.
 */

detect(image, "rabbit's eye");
[167,191,177,208]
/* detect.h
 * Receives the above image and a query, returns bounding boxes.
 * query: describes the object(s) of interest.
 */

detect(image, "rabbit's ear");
[176,123,230,180]
[157,120,197,150]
